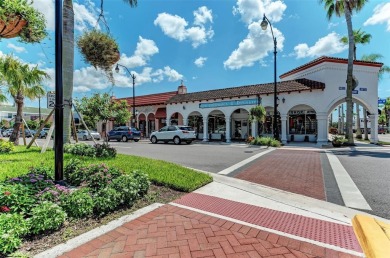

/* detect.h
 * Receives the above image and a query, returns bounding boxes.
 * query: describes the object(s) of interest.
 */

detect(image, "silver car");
[150,125,196,145]
[77,130,101,141]
[2,129,13,137]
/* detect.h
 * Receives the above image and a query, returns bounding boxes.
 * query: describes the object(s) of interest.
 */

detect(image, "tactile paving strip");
[174,192,362,252]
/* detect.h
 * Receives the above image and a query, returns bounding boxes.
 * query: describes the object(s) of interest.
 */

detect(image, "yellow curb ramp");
[352,214,390,258]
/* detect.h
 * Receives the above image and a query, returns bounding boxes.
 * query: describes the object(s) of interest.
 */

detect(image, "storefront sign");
[339,87,346,90]
[288,110,316,115]
[359,88,367,91]
[378,99,386,104]
[352,90,358,94]
[199,98,258,109]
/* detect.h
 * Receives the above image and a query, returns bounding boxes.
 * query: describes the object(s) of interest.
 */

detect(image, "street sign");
[47,91,55,108]
[378,99,386,104]
[352,90,358,94]
[359,88,367,91]
[339,87,346,90]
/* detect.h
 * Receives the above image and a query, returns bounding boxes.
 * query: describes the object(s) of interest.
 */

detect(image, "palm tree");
[0,55,49,145]
[361,54,390,139]
[319,0,367,145]
[62,0,138,143]
[341,29,372,138]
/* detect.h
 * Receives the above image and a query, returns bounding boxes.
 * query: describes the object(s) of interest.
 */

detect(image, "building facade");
[164,56,382,145]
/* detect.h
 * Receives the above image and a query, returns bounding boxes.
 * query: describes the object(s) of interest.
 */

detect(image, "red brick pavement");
[59,205,359,258]
[235,149,326,200]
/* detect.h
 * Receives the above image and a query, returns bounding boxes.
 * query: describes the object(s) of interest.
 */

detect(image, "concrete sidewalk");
[36,172,390,258]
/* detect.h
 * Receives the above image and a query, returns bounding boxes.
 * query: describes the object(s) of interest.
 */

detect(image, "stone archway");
[169,112,184,125]
[188,111,203,140]
[147,113,155,137]
[230,108,250,140]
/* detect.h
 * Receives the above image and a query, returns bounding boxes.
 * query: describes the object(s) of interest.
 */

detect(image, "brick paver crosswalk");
[59,205,359,258]
[235,149,326,200]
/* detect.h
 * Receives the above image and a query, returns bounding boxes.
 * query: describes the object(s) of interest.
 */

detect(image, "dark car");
[378,127,386,134]
[107,126,140,142]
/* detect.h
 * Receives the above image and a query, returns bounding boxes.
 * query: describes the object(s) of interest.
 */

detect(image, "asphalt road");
[332,147,390,220]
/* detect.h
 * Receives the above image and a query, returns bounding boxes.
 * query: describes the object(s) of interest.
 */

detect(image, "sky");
[0,0,389,109]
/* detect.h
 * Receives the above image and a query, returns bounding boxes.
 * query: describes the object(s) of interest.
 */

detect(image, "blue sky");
[0,0,389,109]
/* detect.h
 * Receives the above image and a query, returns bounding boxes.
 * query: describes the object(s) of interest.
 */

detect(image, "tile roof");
[166,79,325,104]
[116,91,178,107]
[280,56,383,79]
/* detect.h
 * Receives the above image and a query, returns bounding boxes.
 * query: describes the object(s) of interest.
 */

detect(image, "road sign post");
[47,91,55,109]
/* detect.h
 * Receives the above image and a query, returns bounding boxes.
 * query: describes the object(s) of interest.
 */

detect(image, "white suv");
[150,125,196,145]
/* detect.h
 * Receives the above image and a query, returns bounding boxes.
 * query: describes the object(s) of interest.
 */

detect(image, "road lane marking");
[326,151,372,210]
[218,148,275,175]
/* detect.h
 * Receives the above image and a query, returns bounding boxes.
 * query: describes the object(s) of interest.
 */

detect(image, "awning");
[155,108,166,118]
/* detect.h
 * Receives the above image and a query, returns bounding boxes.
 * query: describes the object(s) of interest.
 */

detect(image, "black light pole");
[115,64,136,127]
[261,14,279,141]
[54,0,64,181]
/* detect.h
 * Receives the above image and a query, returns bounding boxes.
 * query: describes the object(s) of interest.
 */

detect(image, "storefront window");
[259,112,281,135]
[288,110,317,134]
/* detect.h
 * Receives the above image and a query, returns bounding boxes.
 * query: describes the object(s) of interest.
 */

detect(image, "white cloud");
[224,20,285,70]
[7,43,26,53]
[154,6,214,48]
[364,3,390,31]
[293,32,347,59]
[194,57,207,67]
[232,0,286,25]
[120,37,159,68]
[32,0,98,32]
[327,22,339,29]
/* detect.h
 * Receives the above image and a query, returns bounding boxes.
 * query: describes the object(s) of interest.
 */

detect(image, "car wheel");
[186,140,192,144]
[134,139,139,142]
[122,135,128,142]
[173,136,181,145]
[83,135,87,141]
[151,136,157,144]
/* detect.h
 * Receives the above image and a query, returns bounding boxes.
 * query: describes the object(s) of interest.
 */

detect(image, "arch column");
[145,120,149,138]
[251,119,258,138]
[280,115,287,144]
[225,117,231,143]
[316,113,328,146]
[369,114,378,143]
[166,117,170,126]
[183,117,188,126]
[202,115,209,142]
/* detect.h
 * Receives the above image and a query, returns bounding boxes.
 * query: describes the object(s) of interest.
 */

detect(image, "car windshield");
[179,126,193,131]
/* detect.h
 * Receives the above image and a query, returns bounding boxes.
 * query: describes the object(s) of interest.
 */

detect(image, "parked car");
[107,126,140,142]
[2,129,13,137]
[378,127,386,134]
[39,128,51,139]
[19,129,34,138]
[77,130,101,141]
[150,125,196,145]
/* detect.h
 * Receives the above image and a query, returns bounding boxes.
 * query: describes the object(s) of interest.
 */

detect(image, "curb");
[352,214,390,258]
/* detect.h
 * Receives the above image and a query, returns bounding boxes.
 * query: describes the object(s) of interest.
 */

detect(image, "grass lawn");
[0,146,212,192]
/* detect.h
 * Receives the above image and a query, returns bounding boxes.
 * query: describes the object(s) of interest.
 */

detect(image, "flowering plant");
[84,163,122,192]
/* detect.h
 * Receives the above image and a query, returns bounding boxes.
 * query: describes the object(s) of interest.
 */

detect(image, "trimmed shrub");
[93,187,121,216]
[94,143,116,158]
[60,188,93,218]
[250,136,280,147]
[64,143,96,157]
[83,163,122,192]
[0,139,14,153]
[111,175,139,206]
[132,170,150,197]
[64,159,84,186]
[0,184,35,215]
[0,231,21,254]
[0,213,29,237]
[29,201,66,234]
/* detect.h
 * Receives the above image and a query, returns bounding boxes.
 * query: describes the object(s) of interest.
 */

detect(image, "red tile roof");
[280,56,383,79]
[166,79,325,104]
[116,91,178,107]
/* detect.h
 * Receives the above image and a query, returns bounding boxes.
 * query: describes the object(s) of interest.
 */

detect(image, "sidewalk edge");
[352,214,390,258]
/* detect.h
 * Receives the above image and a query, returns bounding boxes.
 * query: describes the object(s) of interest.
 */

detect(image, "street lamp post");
[261,14,279,141]
[115,64,136,127]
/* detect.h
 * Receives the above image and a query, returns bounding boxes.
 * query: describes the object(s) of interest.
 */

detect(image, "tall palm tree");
[341,29,372,138]
[0,55,49,145]
[361,54,390,139]
[62,0,138,143]
[319,0,367,145]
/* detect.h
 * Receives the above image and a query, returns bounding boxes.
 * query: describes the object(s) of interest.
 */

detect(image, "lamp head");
[115,64,120,73]
[261,15,268,30]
